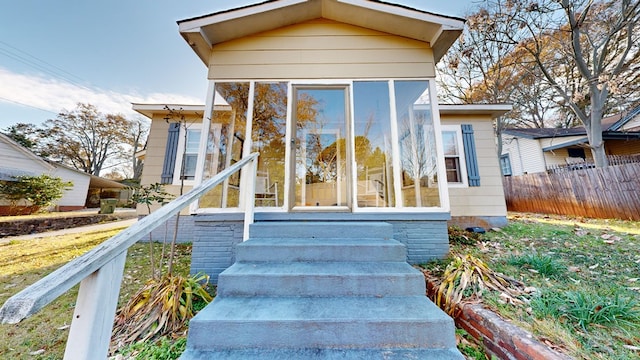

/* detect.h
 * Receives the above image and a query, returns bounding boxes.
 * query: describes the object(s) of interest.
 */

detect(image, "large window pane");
[394,80,440,207]
[200,82,249,208]
[252,82,287,207]
[353,81,394,208]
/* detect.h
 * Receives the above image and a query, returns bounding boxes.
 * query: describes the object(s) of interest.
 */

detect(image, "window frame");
[500,154,512,176]
[440,125,469,188]
[173,123,202,186]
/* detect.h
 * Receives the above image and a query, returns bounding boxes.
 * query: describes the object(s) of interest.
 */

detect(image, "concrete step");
[180,347,464,359]
[186,296,457,350]
[249,221,393,240]
[217,261,425,297]
[236,238,407,262]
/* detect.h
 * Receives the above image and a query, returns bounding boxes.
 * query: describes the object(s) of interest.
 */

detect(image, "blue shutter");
[461,124,480,186]
[161,123,180,184]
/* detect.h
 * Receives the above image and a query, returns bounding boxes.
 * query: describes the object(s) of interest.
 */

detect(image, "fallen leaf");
[603,240,615,244]
[589,264,599,270]
[528,269,539,274]
[629,278,639,283]
[29,349,45,356]
[568,266,581,272]
[524,286,538,294]
[623,345,640,351]
[57,324,70,330]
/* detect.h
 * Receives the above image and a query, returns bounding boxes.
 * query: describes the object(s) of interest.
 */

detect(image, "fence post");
[63,251,127,360]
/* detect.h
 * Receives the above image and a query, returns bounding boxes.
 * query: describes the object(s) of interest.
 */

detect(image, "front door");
[291,86,351,210]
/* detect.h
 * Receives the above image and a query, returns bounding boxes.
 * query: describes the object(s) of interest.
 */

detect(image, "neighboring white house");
[501,106,640,176]
[0,133,125,214]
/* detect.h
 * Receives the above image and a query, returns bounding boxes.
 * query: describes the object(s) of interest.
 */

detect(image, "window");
[500,154,512,176]
[441,125,468,186]
[173,125,201,184]
[567,148,586,159]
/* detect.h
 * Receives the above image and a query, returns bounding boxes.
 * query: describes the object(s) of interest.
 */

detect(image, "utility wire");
[0,40,95,92]
[0,95,58,115]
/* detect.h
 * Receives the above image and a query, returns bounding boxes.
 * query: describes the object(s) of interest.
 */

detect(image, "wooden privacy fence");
[503,162,640,220]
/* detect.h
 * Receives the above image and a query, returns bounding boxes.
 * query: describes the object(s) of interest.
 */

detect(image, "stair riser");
[236,244,406,262]
[249,222,393,239]
[180,348,464,360]
[187,319,456,350]
[217,274,426,297]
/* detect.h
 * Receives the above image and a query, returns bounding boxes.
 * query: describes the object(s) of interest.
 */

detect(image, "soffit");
[178,0,464,64]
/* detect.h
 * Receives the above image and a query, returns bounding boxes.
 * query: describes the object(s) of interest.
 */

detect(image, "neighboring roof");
[88,174,126,189]
[178,0,465,64]
[438,104,512,118]
[503,105,640,140]
[502,127,587,139]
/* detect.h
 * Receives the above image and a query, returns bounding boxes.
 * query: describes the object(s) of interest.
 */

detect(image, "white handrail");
[0,152,259,359]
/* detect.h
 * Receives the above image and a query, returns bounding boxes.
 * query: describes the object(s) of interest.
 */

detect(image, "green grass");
[0,228,192,360]
[426,212,640,360]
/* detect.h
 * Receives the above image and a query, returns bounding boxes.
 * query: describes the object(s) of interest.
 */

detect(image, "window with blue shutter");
[160,123,180,184]
[461,124,480,186]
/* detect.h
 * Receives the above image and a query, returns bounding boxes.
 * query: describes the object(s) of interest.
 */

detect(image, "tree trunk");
[586,94,608,167]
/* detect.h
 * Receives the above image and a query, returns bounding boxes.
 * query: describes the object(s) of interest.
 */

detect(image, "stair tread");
[241,238,403,245]
[192,296,450,322]
[222,261,421,275]
[181,348,464,360]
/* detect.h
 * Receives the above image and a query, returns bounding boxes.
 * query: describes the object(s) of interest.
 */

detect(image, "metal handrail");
[0,152,259,359]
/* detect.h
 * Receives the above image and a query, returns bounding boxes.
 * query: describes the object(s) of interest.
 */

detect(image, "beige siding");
[138,116,200,215]
[441,116,506,218]
[209,19,435,80]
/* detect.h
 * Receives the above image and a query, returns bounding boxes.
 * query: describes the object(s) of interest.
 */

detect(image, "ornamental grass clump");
[111,273,213,352]
[434,254,526,315]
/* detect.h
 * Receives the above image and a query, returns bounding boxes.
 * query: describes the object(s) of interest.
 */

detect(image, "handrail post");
[64,251,127,360]
[243,156,257,241]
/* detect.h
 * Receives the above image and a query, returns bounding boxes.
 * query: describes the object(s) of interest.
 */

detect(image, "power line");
[0,40,95,92]
[0,95,58,115]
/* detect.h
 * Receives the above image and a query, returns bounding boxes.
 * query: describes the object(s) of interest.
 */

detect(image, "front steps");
[181,222,463,359]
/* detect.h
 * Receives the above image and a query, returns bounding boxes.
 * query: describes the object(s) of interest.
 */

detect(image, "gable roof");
[178,0,465,65]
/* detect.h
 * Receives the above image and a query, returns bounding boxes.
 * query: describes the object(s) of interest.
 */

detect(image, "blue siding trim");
[194,212,452,223]
[161,123,180,184]
[461,124,480,187]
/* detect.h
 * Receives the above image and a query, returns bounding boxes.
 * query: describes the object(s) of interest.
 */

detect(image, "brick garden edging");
[425,279,573,360]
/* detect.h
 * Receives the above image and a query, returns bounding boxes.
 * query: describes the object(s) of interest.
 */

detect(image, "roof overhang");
[178,0,465,65]
[438,104,513,119]
[89,175,126,189]
[542,137,588,152]
[132,104,207,119]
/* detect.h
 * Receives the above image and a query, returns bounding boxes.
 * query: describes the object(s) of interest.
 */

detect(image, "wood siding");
[209,19,435,80]
[442,116,507,218]
[138,116,199,215]
[502,136,546,175]
[51,167,90,207]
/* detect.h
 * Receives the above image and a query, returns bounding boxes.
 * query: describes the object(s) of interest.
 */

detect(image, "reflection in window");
[181,129,201,180]
[200,82,249,208]
[394,80,440,207]
[353,81,394,207]
[252,82,287,207]
[442,131,462,183]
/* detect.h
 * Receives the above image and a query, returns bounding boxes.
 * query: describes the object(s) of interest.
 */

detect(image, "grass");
[0,227,193,360]
[423,212,640,360]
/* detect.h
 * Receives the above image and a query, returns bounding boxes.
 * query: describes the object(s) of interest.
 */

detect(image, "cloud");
[0,67,203,120]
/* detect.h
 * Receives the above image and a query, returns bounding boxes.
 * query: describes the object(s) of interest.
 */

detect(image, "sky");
[0,0,476,130]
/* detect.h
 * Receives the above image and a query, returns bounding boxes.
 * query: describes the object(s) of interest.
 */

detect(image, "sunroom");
[134,0,508,280]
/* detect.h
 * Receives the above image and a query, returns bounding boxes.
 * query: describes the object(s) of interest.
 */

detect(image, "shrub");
[0,175,72,209]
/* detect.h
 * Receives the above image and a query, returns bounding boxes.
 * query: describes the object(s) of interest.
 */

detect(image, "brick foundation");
[426,280,571,360]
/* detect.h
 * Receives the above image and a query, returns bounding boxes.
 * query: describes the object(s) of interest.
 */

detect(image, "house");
[135,0,511,276]
[0,132,125,214]
[501,106,640,175]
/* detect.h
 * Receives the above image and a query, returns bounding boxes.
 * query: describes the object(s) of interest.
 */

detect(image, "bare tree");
[489,0,640,167]
[43,103,131,175]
